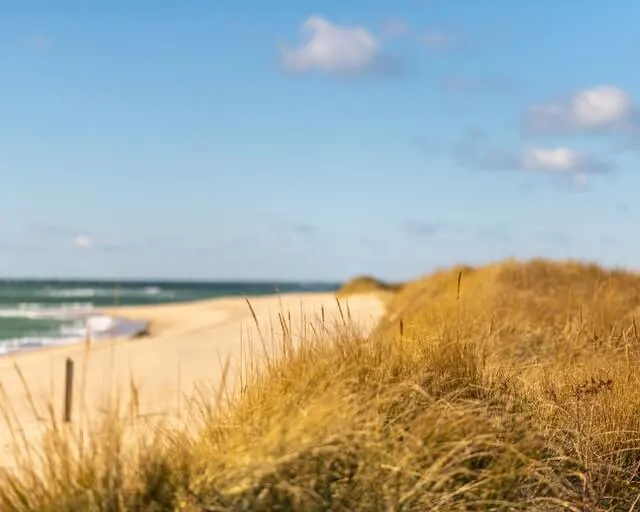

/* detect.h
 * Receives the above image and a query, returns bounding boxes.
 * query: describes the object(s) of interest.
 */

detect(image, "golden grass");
[4,258,640,510]
[336,275,403,297]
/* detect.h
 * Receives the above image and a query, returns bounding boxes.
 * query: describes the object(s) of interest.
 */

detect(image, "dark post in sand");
[64,358,74,423]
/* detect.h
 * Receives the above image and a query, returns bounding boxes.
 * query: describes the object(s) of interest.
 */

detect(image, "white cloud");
[516,147,610,185]
[280,16,380,75]
[74,235,95,250]
[519,146,609,175]
[521,147,582,172]
[454,130,611,180]
[519,147,609,188]
[526,85,635,133]
[573,87,632,127]
[29,223,122,251]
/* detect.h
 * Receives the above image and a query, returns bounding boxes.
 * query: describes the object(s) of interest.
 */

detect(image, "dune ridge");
[3,259,640,510]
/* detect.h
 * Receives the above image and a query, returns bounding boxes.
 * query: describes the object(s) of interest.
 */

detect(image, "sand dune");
[0,292,384,468]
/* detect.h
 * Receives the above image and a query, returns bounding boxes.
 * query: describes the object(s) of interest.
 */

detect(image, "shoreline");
[0,290,341,361]
[0,291,385,467]
[0,291,302,362]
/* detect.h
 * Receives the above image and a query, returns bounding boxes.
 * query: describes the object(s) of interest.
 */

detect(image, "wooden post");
[64,358,74,423]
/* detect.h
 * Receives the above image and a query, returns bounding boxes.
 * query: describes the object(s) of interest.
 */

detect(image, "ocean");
[0,280,339,356]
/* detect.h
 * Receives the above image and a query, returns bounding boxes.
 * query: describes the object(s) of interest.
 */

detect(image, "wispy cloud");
[279,16,403,77]
[29,223,119,251]
[525,85,637,134]
[73,235,121,251]
[454,129,612,185]
[379,18,462,52]
[279,16,468,78]
[521,147,610,174]
[73,235,95,250]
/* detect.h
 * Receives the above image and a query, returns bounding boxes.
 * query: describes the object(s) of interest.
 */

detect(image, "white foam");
[0,303,94,320]
[86,315,116,334]
[39,288,98,298]
[38,286,175,299]
[57,322,88,338]
[0,336,80,356]
[0,304,147,355]
[143,286,162,295]
[56,315,124,339]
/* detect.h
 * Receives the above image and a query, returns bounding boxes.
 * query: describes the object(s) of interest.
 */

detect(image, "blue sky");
[1,1,639,281]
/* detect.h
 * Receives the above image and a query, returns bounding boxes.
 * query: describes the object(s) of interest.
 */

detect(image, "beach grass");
[336,275,403,297]
[3,258,640,510]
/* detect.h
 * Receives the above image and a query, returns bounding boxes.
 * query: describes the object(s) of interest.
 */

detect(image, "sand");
[0,292,385,469]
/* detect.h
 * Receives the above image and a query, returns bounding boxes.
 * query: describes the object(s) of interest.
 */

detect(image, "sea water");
[0,280,338,356]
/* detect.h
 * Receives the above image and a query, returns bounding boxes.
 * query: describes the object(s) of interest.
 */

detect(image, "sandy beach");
[0,291,384,468]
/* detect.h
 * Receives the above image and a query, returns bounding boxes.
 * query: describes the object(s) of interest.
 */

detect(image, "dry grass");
[336,275,403,297]
[3,258,640,510]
